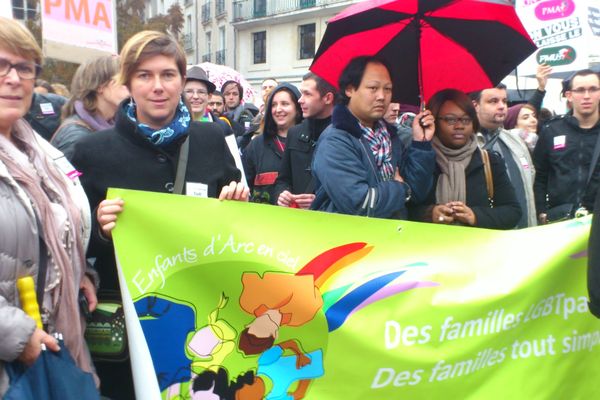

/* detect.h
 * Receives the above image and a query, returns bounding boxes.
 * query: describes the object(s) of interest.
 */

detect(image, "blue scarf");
[126,98,191,147]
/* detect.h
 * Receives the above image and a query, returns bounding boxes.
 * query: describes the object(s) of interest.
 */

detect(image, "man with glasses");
[533,69,600,223]
[184,66,215,122]
[471,84,536,228]
[184,66,236,138]
[0,58,69,141]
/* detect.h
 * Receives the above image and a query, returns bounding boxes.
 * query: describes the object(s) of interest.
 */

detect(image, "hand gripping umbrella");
[310,0,537,105]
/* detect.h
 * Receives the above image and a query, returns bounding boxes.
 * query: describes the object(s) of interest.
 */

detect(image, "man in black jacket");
[273,73,336,208]
[25,91,66,141]
[533,69,600,223]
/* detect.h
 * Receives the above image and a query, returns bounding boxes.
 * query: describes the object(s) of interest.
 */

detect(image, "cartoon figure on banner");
[134,295,197,393]
[135,293,242,399]
[186,293,237,373]
[232,242,437,399]
[131,242,438,400]
[235,272,325,400]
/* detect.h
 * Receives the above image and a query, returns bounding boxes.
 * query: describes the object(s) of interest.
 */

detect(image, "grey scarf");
[432,135,479,204]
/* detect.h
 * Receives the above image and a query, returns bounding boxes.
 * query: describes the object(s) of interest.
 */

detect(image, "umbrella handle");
[16,276,43,329]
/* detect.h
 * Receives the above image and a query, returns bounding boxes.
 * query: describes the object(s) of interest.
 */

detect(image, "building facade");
[144,0,200,63]
[197,0,236,67]
[230,0,359,93]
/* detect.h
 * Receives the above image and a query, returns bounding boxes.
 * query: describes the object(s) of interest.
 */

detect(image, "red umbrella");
[310,0,537,106]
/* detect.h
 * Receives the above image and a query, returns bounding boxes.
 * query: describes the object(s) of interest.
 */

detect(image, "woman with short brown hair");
[70,30,248,399]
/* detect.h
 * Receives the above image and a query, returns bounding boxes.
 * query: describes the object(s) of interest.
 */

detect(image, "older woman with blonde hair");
[51,55,129,159]
[70,30,248,399]
[0,16,98,396]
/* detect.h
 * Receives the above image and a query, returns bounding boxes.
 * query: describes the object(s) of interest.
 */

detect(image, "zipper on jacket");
[359,138,381,217]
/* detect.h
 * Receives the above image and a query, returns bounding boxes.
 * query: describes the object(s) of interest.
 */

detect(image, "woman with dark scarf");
[51,55,129,160]
[70,31,248,399]
[242,83,303,204]
[0,17,98,396]
[410,89,521,229]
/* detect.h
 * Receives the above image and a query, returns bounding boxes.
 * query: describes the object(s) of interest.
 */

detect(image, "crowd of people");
[2,17,600,399]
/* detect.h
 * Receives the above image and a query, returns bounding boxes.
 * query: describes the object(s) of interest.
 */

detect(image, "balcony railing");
[202,53,212,62]
[233,0,351,22]
[215,49,226,65]
[183,33,194,51]
[216,0,226,17]
[202,2,211,24]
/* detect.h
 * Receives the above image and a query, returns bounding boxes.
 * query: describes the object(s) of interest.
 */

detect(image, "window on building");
[219,26,226,50]
[254,0,266,18]
[203,31,212,61]
[217,26,226,64]
[253,31,266,64]
[298,23,316,60]
[12,0,36,20]
[300,0,317,8]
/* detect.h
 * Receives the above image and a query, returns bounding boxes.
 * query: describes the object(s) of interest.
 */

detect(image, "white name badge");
[553,135,566,150]
[40,102,55,115]
[54,156,81,180]
[186,182,208,198]
[519,157,530,169]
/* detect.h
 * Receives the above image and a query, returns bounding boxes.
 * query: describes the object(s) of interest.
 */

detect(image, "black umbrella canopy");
[311,0,537,105]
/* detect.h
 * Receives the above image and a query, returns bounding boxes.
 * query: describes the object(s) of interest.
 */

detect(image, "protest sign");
[0,2,12,18]
[515,0,600,76]
[111,188,600,399]
[41,0,117,64]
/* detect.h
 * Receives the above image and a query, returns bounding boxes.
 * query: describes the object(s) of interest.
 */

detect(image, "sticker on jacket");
[54,156,81,180]
[553,135,566,150]
[254,172,278,186]
[40,102,55,115]
[186,182,208,198]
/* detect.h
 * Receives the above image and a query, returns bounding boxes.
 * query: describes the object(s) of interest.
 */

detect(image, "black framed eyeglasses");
[438,116,473,126]
[569,87,600,96]
[0,58,41,80]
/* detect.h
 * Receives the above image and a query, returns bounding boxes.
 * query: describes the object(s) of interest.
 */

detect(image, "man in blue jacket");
[310,56,436,218]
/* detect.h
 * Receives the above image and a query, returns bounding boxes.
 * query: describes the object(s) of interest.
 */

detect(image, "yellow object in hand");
[16,276,43,329]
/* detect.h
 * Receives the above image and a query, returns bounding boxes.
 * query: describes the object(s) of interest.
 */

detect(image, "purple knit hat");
[504,103,525,130]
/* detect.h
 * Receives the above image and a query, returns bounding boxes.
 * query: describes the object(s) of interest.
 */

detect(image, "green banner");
[110,188,600,400]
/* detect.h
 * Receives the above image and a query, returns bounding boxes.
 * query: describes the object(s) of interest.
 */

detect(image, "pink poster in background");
[43,0,113,32]
[42,0,117,58]
[0,2,12,18]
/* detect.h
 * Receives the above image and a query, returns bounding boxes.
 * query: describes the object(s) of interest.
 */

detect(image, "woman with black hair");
[410,88,521,229]
[242,83,303,204]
